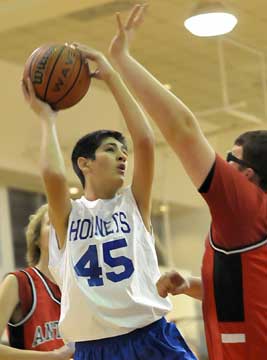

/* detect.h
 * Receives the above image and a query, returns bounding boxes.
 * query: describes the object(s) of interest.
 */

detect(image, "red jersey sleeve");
[200,154,267,250]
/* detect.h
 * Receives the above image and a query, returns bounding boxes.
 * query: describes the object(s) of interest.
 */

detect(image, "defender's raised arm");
[109,5,215,189]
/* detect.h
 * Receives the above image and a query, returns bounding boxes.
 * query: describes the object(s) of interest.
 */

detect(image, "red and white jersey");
[49,186,171,342]
[8,267,64,351]
[200,155,267,360]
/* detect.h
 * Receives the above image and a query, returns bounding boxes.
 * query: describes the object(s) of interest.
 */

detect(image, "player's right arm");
[22,79,71,249]
[109,5,215,189]
[0,275,73,360]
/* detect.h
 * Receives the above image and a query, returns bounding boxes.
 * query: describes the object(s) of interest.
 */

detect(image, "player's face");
[92,137,128,189]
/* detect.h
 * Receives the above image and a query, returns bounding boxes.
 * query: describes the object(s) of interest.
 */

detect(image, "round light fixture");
[184,1,238,37]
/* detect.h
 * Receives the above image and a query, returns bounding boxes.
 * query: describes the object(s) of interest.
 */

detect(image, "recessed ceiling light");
[184,1,238,37]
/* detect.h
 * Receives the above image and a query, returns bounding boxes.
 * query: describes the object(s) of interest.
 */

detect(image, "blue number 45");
[74,238,134,286]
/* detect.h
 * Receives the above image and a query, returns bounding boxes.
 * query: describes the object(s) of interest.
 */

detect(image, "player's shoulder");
[0,272,19,297]
[7,267,31,281]
[117,186,136,206]
[70,196,87,212]
[3,273,18,285]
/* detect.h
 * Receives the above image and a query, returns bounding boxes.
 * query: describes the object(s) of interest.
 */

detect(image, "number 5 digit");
[103,238,134,282]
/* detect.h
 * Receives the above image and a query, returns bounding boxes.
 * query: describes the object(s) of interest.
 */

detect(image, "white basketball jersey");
[49,186,171,342]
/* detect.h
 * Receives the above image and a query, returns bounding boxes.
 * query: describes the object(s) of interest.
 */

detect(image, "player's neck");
[84,184,118,201]
[35,257,55,283]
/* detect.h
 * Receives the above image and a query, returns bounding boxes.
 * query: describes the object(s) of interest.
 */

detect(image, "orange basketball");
[23,44,91,110]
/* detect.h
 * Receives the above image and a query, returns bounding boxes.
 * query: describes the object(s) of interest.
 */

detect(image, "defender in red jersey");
[8,267,62,350]
[0,204,73,359]
[108,4,267,359]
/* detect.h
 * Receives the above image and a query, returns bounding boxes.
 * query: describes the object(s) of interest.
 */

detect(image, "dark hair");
[234,130,267,191]
[71,130,127,188]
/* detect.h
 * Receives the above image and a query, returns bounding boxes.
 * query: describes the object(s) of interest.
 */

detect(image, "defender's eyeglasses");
[226,152,259,175]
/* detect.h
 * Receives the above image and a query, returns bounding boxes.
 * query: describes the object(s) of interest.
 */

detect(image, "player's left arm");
[71,44,154,230]
[106,73,154,231]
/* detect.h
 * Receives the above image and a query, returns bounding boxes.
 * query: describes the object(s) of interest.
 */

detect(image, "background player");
[109,4,267,360]
[0,204,73,359]
[22,45,197,360]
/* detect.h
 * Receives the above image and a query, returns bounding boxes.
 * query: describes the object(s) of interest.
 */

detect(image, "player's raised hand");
[157,270,190,298]
[109,4,147,60]
[22,78,56,119]
[70,43,116,83]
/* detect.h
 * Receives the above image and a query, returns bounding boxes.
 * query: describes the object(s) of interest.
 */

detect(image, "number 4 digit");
[74,244,103,286]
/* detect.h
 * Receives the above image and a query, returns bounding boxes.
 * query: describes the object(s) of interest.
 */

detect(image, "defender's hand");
[109,4,147,60]
[157,270,190,298]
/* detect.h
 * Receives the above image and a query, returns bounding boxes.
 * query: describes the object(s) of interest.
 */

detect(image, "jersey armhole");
[128,186,154,239]
[198,161,216,193]
[8,270,36,327]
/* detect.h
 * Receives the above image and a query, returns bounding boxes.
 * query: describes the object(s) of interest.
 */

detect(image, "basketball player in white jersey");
[22,46,196,360]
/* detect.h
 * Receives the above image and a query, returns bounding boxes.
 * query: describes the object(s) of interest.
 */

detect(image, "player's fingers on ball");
[91,70,100,79]
[70,42,79,48]
[83,52,98,62]
[26,77,35,97]
[21,81,29,100]
[77,45,99,60]
[70,42,86,53]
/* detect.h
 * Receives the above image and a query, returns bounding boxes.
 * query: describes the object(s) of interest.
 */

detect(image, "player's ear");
[243,167,255,181]
[77,157,92,172]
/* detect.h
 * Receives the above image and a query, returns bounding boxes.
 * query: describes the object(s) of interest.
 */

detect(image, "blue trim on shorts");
[74,317,197,360]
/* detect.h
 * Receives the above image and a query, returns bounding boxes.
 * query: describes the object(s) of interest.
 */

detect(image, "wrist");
[182,276,192,296]
[111,51,131,65]
[104,69,121,85]
[40,110,57,123]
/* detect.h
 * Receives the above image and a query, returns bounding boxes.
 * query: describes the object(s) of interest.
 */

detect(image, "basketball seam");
[52,50,84,108]
[44,46,65,102]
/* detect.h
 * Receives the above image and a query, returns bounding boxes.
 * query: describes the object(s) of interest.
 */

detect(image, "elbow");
[169,112,200,146]
[41,168,66,184]
[136,133,155,152]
